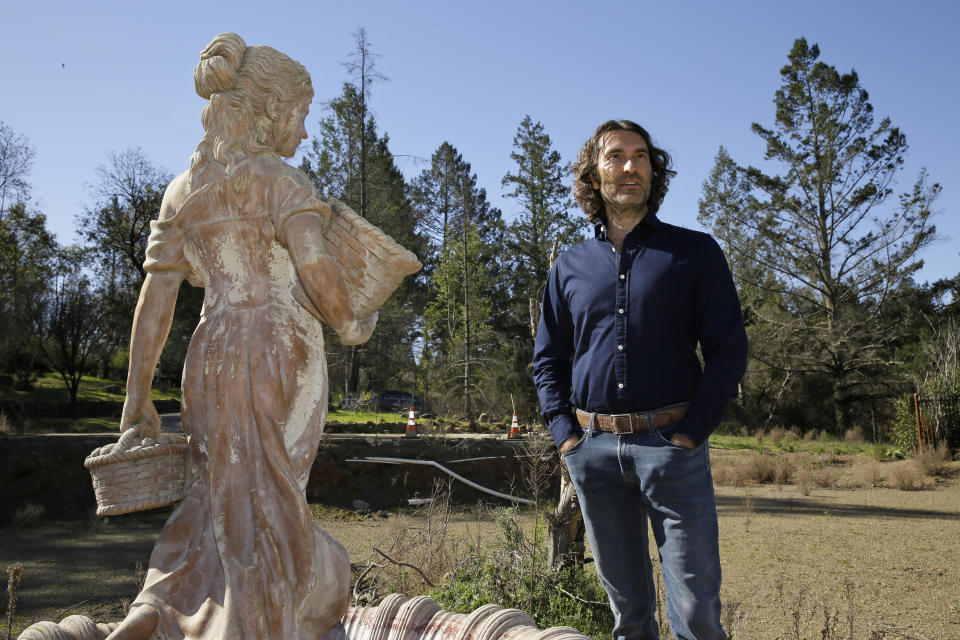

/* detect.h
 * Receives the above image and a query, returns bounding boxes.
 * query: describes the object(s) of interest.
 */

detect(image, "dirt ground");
[2,449,958,639]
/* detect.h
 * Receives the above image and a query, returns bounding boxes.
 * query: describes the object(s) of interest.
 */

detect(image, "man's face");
[591,129,652,215]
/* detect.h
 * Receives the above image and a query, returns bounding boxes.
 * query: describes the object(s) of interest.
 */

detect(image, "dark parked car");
[337,391,427,413]
[375,390,426,413]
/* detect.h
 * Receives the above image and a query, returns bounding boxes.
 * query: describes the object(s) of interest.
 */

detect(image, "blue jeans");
[562,426,726,640]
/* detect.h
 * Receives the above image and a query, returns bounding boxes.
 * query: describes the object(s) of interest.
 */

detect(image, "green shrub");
[430,508,614,639]
[890,396,918,456]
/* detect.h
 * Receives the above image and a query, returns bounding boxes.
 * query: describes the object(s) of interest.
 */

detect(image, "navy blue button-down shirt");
[532,213,748,447]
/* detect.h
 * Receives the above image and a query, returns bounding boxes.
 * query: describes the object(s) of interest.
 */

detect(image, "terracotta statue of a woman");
[104,33,413,640]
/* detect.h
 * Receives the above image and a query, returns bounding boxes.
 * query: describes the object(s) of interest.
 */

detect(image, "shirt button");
[618,308,624,314]
[618,344,623,351]
[618,383,624,389]
[619,274,625,280]
[611,247,615,253]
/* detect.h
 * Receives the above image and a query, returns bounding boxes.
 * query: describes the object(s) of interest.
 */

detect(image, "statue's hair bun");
[194,32,247,99]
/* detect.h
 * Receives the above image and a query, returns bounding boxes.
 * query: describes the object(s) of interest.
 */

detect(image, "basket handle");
[115,417,158,451]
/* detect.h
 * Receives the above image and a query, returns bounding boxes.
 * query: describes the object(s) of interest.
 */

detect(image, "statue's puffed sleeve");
[143,218,198,286]
[268,166,332,247]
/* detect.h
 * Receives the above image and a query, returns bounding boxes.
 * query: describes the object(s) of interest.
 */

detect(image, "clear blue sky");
[3,0,957,283]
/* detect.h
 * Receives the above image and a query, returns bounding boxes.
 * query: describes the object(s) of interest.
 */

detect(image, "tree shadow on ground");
[716,494,960,521]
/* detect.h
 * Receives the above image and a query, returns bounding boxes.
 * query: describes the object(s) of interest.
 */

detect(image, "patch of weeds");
[870,442,893,461]
[768,426,788,446]
[860,463,885,488]
[912,443,952,478]
[11,503,45,527]
[844,426,864,444]
[815,448,838,467]
[795,461,838,493]
[774,576,858,640]
[890,464,923,491]
[713,452,794,487]
[6,563,23,640]
[430,506,614,639]
[349,480,460,605]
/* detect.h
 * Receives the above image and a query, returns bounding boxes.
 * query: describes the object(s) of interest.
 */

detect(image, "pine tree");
[502,116,584,418]
[502,116,582,306]
[412,143,506,417]
[698,38,939,433]
[300,36,425,397]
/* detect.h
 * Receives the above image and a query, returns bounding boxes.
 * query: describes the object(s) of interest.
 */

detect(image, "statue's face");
[274,93,312,158]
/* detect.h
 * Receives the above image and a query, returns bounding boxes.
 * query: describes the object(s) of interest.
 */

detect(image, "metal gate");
[913,394,960,451]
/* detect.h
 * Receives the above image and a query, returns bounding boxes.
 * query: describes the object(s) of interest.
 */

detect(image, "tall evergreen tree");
[301,39,425,396]
[698,38,939,433]
[502,115,582,306]
[412,143,507,417]
[502,116,583,419]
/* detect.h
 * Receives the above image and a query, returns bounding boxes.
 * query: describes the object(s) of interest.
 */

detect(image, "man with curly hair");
[532,120,747,640]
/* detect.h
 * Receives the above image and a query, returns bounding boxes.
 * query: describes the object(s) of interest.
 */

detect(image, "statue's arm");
[119,271,184,438]
[119,173,189,440]
[280,210,376,345]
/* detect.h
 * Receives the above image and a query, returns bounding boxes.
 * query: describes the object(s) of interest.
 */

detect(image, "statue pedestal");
[17,594,589,640]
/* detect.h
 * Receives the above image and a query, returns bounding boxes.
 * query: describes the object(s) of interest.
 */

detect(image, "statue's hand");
[118,396,162,448]
[338,312,378,345]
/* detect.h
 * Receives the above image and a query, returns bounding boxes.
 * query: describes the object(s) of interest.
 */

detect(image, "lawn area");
[711,430,889,457]
[0,375,180,433]
[0,373,180,404]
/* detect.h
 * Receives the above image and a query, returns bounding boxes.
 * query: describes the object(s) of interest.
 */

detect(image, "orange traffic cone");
[405,406,418,438]
[508,411,521,439]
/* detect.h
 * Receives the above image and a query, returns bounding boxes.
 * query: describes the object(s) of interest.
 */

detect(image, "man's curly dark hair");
[573,120,676,226]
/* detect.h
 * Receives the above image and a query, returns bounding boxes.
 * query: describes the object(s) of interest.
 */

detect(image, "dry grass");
[711,443,956,494]
[913,442,953,477]
[858,463,886,489]
[714,469,960,639]
[2,448,958,639]
[889,464,924,491]
[843,426,865,443]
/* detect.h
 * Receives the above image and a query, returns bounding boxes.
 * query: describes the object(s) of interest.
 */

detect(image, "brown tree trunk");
[546,465,585,569]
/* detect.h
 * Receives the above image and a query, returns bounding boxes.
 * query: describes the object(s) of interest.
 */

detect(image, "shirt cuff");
[674,411,712,446]
[547,412,582,448]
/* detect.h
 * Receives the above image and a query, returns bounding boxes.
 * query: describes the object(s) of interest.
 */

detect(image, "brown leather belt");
[575,405,688,434]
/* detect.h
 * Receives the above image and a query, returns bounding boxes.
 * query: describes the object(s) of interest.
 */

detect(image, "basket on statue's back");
[84,198,421,516]
[324,198,421,318]
[84,426,190,516]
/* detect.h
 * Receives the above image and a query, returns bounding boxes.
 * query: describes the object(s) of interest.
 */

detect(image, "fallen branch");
[352,562,380,603]
[346,457,532,505]
[55,599,92,619]
[557,587,606,607]
[372,548,435,587]
[875,626,935,640]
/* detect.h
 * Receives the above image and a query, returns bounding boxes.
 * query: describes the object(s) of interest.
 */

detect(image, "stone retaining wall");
[0,433,546,524]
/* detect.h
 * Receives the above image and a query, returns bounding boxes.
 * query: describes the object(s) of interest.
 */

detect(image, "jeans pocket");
[561,430,590,457]
[655,424,702,452]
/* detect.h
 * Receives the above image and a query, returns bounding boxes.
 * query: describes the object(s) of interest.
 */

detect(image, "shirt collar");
[594,211,665,240]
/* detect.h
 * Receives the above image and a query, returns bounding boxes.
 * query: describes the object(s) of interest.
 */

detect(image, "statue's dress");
[134,154,349,639]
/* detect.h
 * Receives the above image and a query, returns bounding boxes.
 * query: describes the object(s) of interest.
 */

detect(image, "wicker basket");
[84,429,190,516]
[325,198,422,318]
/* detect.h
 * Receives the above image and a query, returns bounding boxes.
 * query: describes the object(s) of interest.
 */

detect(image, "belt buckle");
[609,414,633,434]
